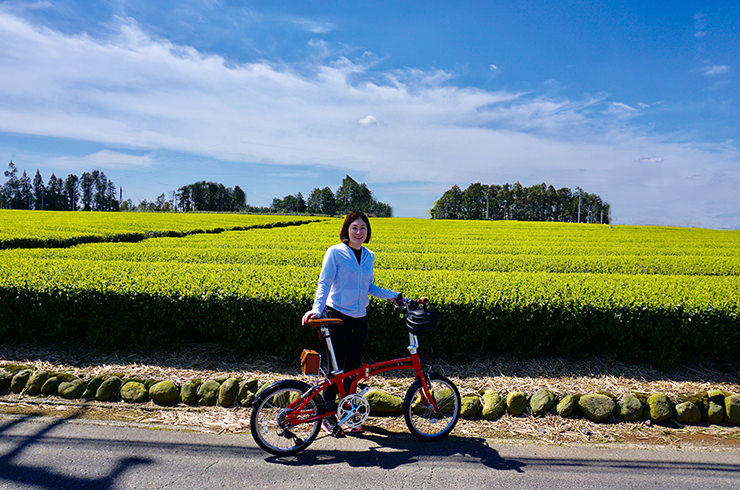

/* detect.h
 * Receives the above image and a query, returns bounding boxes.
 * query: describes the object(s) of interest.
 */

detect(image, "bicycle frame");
[282,323,441,428]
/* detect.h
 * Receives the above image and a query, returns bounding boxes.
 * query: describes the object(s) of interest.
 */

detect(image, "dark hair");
[340,211,371,244]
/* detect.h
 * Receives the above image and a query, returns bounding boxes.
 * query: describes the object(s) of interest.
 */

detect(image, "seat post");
[321,326,341,375]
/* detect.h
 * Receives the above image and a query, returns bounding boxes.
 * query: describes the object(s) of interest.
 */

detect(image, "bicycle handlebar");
[397,296,429,311]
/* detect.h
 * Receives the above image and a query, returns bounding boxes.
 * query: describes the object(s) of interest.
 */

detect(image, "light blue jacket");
[311,243,398,318]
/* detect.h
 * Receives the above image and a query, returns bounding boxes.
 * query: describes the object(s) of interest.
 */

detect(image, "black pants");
[323,307,367,407]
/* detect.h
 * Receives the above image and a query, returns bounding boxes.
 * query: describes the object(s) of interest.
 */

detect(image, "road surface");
[0,413,738,489]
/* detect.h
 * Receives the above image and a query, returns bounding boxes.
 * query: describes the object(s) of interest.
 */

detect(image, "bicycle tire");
[403,373,460,441]
[250,379,324,456]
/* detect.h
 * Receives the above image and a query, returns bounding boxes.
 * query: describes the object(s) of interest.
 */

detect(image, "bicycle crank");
[337,394,370,429]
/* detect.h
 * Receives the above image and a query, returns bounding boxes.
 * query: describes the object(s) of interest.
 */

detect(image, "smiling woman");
[301,211,401,436]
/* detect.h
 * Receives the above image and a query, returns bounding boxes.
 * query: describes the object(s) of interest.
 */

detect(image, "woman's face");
[347,218,367,249]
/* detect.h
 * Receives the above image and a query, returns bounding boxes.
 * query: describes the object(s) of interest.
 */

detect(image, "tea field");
[1,210,738,366]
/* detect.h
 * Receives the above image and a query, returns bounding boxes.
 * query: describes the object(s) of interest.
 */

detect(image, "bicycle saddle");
[306,318,344,328]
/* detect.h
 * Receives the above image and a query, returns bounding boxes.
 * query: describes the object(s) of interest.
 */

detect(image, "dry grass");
[2,342,739,450]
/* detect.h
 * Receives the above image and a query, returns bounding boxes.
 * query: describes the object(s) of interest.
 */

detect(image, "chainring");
[336,394,371,429]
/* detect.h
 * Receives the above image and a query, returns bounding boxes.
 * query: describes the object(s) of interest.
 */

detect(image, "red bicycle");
[250,298,461,456]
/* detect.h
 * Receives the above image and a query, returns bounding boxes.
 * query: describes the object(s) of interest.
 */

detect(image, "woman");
[302,211,401,436]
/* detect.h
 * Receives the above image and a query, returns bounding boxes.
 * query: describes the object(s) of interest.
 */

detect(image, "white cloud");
[0,10,738,228]
[358,115,378,126]
[50,150,153,171]
[603,102,639,119]
[693,12,707,39]
[287,17,334,34]
[703,64,730,76]
[638,156,663,164]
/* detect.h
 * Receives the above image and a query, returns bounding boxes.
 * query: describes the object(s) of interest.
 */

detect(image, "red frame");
[282,350,440,427]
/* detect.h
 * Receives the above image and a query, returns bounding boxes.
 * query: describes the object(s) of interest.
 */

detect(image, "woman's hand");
[302,311,317,325]
[391,293,404,308]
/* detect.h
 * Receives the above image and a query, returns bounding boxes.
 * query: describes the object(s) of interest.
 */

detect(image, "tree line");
[270,175,392,216]
[430,182,610,224]
[1,161,119,211]
[2,162,392,217]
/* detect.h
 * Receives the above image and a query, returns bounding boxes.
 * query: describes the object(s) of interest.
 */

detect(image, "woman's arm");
[310,246,338,316]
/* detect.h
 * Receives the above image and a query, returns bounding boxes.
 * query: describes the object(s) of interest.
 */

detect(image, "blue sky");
[1,0,738,228]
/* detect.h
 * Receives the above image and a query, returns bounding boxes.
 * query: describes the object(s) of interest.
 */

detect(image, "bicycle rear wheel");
[403,373,460,441]
[250,379,323,456]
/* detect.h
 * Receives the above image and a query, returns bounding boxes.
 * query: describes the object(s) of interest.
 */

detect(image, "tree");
[176,181,246,212]
[46,174,65,210]
[306,188,322,214]
[319,187,337,216]
[106,180,119,211]
[335,175,360,213]
[271,192,308,213]
[18,171,32,210]
[32,170,44,210]
[430,185,463,219]
[431,181,610,223]
[233,185,246,210]
[80,172,93,211]
[64,174,80,211]
[461,182,486,220]
[2,161,20,209]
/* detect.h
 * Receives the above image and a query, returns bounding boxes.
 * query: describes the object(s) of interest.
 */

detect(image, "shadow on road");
[266,426,526,472]
[0,413,152,489]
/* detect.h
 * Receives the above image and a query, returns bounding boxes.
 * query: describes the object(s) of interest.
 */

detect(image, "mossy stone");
[218,378,239,407]
[149,380,179,405]
[181,379,201,405]
[364,389,403,415]
[481,390,506,420]
[121,381,149,403]
[83,376,105,399]
[617,394,644,421]
[242,377,259,393]
[10,369,32,393]
[0,371,12,391]
[506,391,528,416]
[460,394,482,418]
[41,376,60,396]
[238,379,257,406]
[96,376,122,402]
[578,394,616,421]
[56,372,77,383]
[197,379,221,406]
[675,401,702,424]
[556,394,578,417]
[530,389,556,416]
[647,393,674,422]
[26,370,50,396]
[58,379,86,399]
[707,389,724,401]
[707,400,725,424]
[725,394,740,425]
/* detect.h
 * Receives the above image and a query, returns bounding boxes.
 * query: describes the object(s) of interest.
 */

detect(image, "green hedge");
[2,287,737,369]
[0,219,318,250]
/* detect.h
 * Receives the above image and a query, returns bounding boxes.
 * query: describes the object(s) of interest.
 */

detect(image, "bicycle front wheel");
[250,379,323,456]
[403,373,460,441]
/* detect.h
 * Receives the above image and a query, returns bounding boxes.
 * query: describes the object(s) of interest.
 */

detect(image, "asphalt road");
[0,413,738,489]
